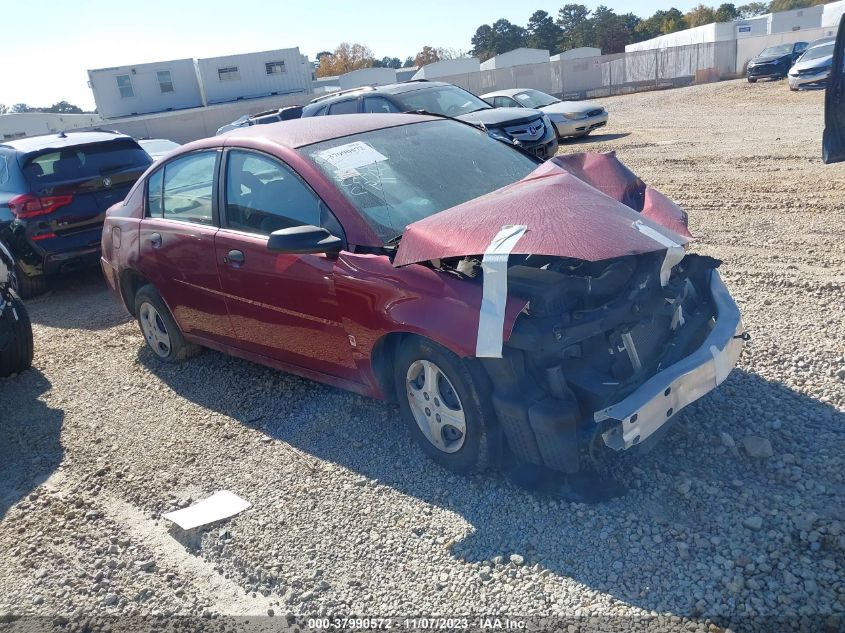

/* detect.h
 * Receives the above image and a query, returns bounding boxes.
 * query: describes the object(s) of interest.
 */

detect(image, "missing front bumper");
[595,270,744,451]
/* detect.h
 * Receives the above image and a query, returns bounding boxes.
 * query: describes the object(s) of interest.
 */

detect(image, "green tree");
[470,24,497,60]
[402,56,415,67]
[10,103,31,113]
[769,0,813,10]
[685,4,718,27]
[590,6,632,54]
[44,101,83,114]
[557,4,594,50]
[0,104,7,115]
[526,10,562,52]
[491,18,528,53]
[715,3,740,21]
[737,2,769,17]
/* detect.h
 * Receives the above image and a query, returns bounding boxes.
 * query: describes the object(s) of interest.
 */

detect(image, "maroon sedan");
[101,114,744,475]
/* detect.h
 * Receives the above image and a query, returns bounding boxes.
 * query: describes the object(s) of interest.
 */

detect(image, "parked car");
[102,114,744,475]
[0,131,152,297]
[138,138,181,161]
[0,240,32,377]
[481,89,608,140]
[788,37,836,90]
[824,16,845,163]
[746,41,809,82]
[216,106,304,135]
[300,82,559,159]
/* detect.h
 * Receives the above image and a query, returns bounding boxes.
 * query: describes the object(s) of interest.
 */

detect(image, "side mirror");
[267,225,343,254]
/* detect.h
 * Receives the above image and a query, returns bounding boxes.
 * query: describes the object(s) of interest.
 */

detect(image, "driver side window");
[224,150,342,237]
[494,96,517,108]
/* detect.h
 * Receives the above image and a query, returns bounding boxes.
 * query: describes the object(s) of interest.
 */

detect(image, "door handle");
[149,232,162,249]
[224,249,245,266]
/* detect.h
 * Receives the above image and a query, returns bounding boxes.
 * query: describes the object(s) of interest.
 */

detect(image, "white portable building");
[87,59,203,119]
[195,48,312,105]
[480,48,549,70]
[338,68,397,89]
[822,0,845,28]
[550,47,601,61]
[413,58,480,79]
[768,5,824,33]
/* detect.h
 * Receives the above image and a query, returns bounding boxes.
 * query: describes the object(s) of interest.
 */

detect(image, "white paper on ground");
[162,491,251,530]
[633,220,685,286]
[476,225,528,358]
[315,141,388,171]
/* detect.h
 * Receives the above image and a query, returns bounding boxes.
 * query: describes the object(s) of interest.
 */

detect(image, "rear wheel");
[0,294,34,377]
[394,337,495,474]
[747,77,757,83]
[10,264,47,299]
[134,285,201,363]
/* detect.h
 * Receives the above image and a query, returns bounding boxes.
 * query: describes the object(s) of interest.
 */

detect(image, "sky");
[0,0,702,111]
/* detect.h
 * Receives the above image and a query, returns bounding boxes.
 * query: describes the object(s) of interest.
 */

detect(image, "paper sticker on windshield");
[315,141,388,171]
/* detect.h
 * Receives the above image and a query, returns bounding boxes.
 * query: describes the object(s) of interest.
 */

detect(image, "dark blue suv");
[0,131,151,297]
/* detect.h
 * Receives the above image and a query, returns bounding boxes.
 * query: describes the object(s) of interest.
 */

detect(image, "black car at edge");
[824,15,845,164]
[0,131,152,297]
[0,240,32,377]
[746,41,809,82]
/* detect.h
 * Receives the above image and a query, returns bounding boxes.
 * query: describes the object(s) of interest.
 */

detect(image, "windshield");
[390,85,492,117]
[760,44,793,57]
[514,90,560,108]
[800,43,834,61]
[302,120,538,242]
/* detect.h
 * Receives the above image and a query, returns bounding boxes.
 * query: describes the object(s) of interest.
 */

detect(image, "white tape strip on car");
[476,225,528,359]
[633,220,685,286]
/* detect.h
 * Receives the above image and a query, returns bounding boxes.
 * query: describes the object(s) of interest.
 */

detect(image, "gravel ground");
[1,78,844,633]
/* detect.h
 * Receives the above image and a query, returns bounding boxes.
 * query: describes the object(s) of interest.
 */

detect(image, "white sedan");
[481,88,608,140]
[788,37,835,90]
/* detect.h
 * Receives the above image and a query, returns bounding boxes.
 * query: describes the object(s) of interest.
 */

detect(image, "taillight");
[8,193,73,219]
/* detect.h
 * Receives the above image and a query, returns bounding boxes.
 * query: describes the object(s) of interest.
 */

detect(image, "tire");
[0,294,34,377]
[11,264,47,299]
[134,285,201,363]
[394,336,495,474]
[747,77,757,83]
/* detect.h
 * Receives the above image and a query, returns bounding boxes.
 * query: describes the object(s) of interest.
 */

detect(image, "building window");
[218,66,240,81]
[116,74,134,98]
[265,61,286,75]
[157,70,174,94]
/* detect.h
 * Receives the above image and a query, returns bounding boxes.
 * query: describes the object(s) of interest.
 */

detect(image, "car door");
[138,149,234,343]
[214,148,357,378]
[824,17,845,164]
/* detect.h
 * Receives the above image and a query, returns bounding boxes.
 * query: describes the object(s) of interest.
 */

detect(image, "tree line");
[315,43,466,78]
[469,0,832,59]
[0,101,94,115]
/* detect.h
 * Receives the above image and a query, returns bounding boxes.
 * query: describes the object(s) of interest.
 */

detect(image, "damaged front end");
[393,152,745,474]
[476,250,743,473]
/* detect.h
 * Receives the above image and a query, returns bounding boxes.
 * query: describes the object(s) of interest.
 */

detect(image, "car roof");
[217,112,440,148]
[309,81,454,105]
[481,89,527,98]
[808,36,835,48]
[0,130,133,154]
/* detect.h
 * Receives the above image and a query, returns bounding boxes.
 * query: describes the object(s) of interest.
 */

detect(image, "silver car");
[481,88,608,140]
[789,37,835,90]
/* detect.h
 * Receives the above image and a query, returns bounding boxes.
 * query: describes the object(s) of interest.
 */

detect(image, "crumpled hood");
[393,152,692,267]
[791,55,832,72]
[750,54,789,65]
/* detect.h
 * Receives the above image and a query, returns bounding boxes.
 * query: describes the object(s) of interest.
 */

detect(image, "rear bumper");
[553,113,609,138]
[595,270,743,450]
[42,245,101,275]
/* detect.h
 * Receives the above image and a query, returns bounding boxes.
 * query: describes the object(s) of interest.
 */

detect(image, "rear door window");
[23,139,151,186]
[363,97,400,113]
[328,99,358,115]
[158,151,218,225]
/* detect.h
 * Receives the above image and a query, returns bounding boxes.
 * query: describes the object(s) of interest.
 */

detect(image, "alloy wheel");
[139,302,172,358]
[405,359,466,453]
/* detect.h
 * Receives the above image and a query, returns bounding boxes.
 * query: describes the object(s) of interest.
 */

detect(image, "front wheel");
[134,285,201,363]
[394,337,495,474]
[747,77,757,83]
[0,294,34,377]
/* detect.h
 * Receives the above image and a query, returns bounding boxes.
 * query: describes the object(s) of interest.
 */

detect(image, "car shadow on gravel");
[561,132,631,145]
[141,350,844,626]
[24,268,130,331]
[0,369,64,520]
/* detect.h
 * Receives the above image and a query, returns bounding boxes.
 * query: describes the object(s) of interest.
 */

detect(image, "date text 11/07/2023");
[306,617,527,630]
